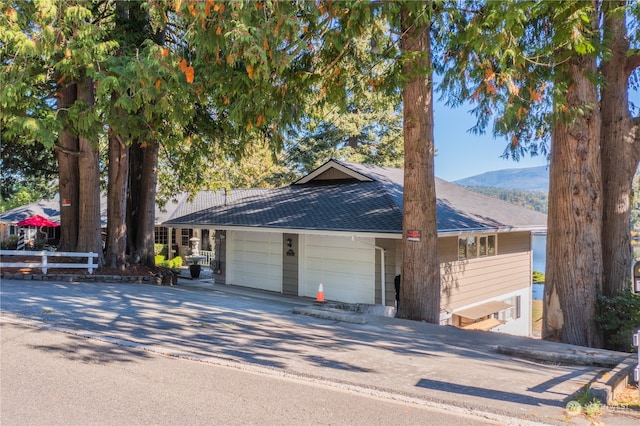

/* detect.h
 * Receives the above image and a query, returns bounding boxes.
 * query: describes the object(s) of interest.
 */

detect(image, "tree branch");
[53,144,87,157]
[625,50,640,79]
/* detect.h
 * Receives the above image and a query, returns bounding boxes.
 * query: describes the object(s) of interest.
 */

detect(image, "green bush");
[155,255,183,269]
[154,244,168,257]
[532,270,545,283]
[596,288,640,352]
[168,257,183,269]
[0,235,19,250]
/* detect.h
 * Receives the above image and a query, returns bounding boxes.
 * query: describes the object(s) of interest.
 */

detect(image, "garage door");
[302,235,375,304]
[228,231,282,292]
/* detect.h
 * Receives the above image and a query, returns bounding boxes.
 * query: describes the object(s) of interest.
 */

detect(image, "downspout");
[351,236,386,307]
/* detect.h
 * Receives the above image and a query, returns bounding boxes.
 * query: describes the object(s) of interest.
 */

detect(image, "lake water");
[532,233,546,273]
[533,233,640,274]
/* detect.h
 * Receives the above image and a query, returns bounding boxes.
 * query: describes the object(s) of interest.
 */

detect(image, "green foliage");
[532,271,545,283]
[154,244,168,258]
[168,256,183,269]
[0,235,19,250]
[155,255,183,270]
[462,186,548,214]
[596,289,640,352]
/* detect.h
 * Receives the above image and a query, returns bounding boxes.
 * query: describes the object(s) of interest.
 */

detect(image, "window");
[458,238,467,259]
[487,235,496,255]
[467,237,477,258]
[498,296,521,321]
[181,229,192,246]
[479,236,487,256]
[459,234,497,259]
[155,227,168,245]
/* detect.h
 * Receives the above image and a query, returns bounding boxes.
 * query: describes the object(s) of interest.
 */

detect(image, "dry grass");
[610,384,640,410]
[532,299,543,334]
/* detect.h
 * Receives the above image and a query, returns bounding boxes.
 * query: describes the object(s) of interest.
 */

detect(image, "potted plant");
[189,257,201,278]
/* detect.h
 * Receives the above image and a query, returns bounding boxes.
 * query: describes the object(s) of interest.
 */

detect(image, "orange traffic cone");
[315,283,325,303]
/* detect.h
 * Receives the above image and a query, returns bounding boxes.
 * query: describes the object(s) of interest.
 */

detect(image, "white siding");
[301,235,375,303]
[227,231,282,292]
[489,288,531,337]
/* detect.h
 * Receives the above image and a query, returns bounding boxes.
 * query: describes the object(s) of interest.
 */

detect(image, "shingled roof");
[163,159,547,234]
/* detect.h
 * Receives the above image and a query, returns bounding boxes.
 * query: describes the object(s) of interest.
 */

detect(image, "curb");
[496,346,637,407]
[292,306,368,324]
[590,355,637,405]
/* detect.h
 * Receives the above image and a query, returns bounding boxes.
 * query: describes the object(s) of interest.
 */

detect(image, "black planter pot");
[189,264,201,278]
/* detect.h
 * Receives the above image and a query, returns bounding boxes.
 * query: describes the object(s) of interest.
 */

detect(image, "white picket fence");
[0,250,98,274]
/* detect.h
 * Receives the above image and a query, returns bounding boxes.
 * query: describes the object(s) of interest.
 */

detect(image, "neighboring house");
[164,160,547,337]
[0,199,63,243]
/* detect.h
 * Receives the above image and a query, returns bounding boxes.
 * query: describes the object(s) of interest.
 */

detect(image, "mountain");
[454,166,549,192]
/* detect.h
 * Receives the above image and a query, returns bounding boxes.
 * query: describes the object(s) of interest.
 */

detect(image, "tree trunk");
[56,82,79,251]
[600,1,640,298]
[75,76,104,264]
[397,6,441,323]
[128,140,159,267]
[136,142,159,266]
[543,54,603,347]
[105,129,129,269]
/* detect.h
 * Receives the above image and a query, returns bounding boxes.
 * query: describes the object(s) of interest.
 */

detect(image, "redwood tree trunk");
[397,6,441,323]
[135,141,159,267]
[600,1,640,298]
[543,54,603,347]
[75,76,104,264]
[128,140,159,267]
[56,82,79,251]
[105,129,129,269]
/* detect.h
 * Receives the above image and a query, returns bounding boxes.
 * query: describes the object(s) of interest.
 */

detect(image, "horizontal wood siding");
[438,237,458,262]
[440,232,532,311]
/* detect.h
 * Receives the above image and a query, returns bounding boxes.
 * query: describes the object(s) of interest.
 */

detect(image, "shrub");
[154,244,168,257]
[155,255,183,270]
[532,270,545,283]
[0,235,19,250]
[168,257,183,269]
[596,288,640,352]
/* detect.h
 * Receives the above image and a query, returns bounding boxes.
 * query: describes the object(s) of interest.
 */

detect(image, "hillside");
[454,166,549,192]
[454,166,549,214]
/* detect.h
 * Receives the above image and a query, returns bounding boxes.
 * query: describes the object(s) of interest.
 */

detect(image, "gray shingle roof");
[164,160,547,234]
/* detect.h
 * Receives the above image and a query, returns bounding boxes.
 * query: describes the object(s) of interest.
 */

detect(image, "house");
[0,199,63,244]
[163,160,547,336]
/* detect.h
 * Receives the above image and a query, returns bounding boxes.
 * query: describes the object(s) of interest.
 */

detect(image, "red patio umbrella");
[17,215,60,227]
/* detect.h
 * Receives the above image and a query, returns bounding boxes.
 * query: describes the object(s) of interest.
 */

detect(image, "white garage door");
[228,231,282,292]
[302,235,375,304]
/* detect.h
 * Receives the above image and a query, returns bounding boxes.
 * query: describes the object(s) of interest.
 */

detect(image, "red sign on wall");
[62,199,71,207]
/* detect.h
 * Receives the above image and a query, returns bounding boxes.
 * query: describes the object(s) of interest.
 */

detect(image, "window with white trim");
[155,227,168,245]
[458,234,497,260]
[498,296,521,321]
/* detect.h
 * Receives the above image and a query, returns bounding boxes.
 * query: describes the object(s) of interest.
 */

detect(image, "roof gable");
[293,159,374,184]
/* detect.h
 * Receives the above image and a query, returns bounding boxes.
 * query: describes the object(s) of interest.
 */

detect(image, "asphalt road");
[1,320,498,425]
[1,278,636,425]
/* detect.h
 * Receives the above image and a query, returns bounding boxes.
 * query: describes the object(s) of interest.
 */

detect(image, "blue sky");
[433,104,549,182]
[433,88,640,183]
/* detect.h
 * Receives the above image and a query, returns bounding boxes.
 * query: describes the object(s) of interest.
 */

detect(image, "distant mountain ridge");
[454,166,549,192]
